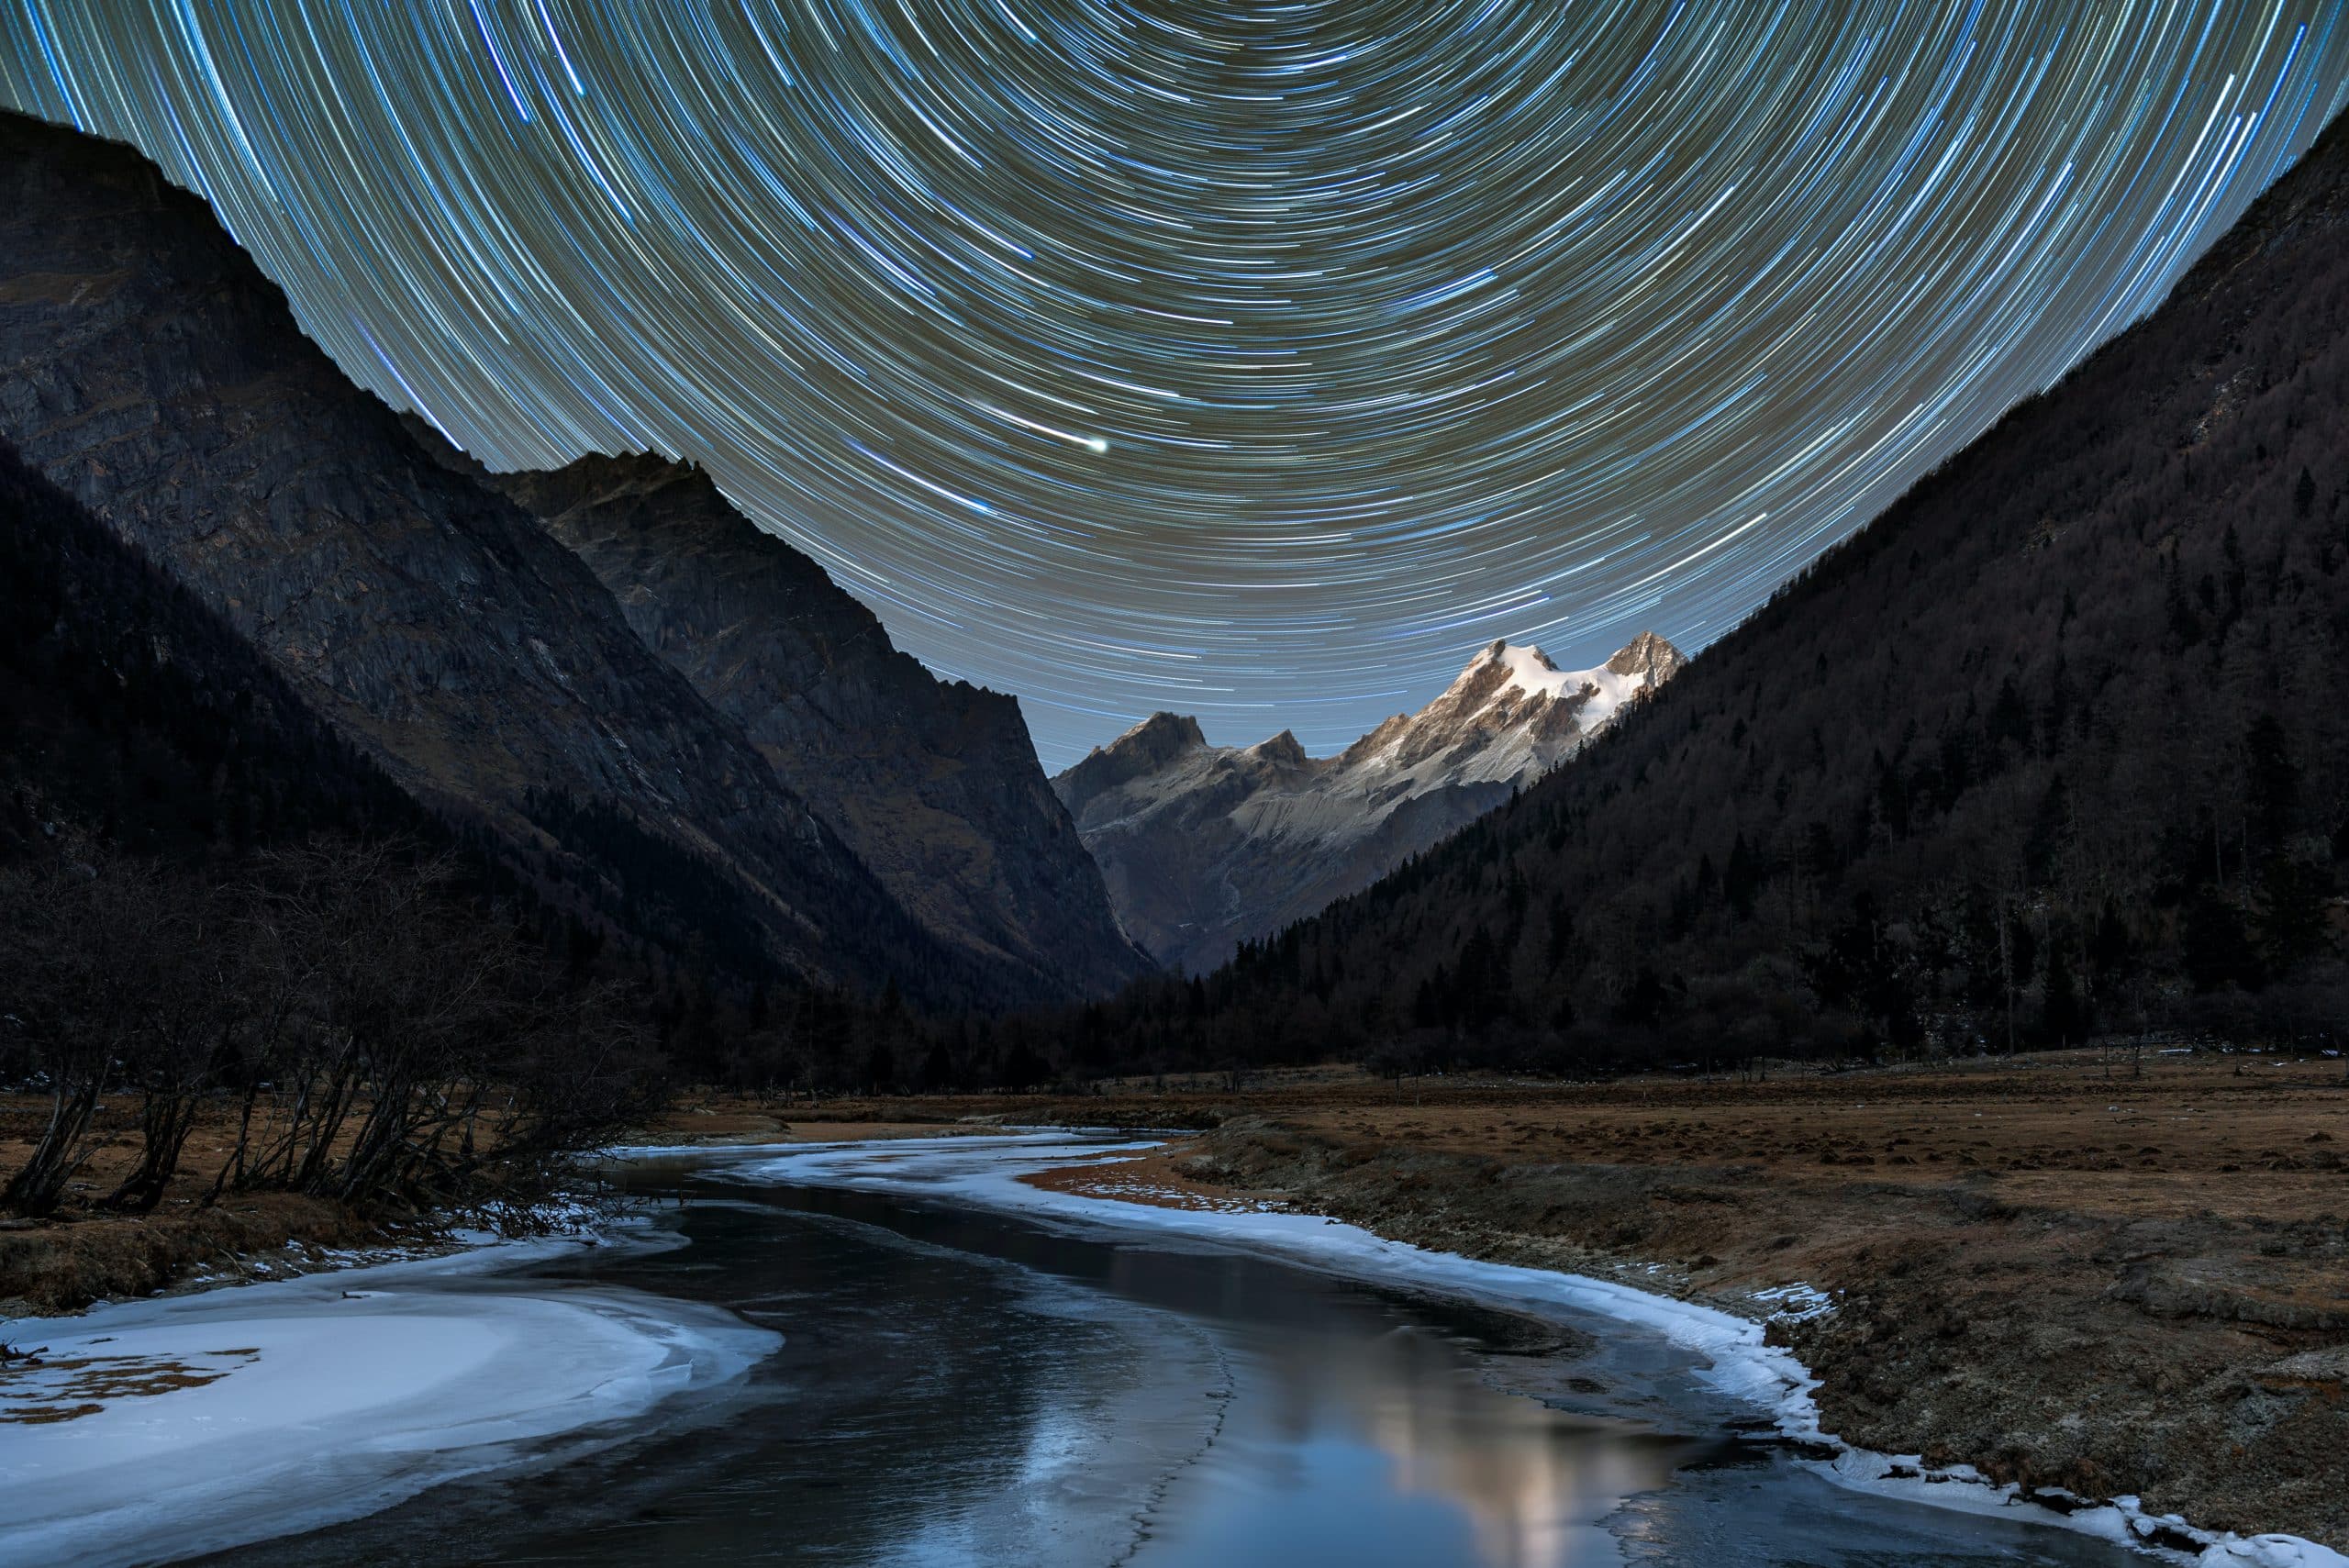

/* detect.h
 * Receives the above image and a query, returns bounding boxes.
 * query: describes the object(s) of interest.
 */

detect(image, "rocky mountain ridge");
[405,431,1151,999]
[1054,633,1683,972]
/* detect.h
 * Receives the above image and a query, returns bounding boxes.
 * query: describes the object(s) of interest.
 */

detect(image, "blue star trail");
[5,2,2344,768]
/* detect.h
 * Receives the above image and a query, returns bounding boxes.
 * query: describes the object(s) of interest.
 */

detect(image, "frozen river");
[187,1134,2146,1568]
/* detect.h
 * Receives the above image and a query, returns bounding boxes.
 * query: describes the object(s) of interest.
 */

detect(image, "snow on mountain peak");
[1445,634,1679,728]
[1052,629,1686,973]
[1464,639,1577,703]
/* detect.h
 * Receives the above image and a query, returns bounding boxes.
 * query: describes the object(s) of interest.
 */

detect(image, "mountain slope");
[0,437,425,861]
[405,436,1151,998]
[0,109,991,1003]
[1169,107,2349,1059]
[1054,634,1682,972]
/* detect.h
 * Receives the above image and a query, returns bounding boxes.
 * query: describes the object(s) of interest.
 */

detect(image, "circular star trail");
[4,2,2345,768]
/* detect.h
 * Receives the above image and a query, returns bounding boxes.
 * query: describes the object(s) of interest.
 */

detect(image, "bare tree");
[102,873,244,1211]
[0,853,168,1215]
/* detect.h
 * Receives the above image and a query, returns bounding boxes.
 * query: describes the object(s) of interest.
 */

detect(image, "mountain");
[1101,106,2349,1062]
[1053,634,1683,972]
[0,436,426,862]
[403,431,1151,998]
[0,108,1011,1005]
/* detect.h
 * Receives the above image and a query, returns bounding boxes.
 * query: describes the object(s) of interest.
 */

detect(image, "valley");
[0,8,2345,1565]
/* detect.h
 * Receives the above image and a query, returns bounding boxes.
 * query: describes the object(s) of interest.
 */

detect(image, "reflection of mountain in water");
[1260,1320,1687,1568]
[1372,1380,1660,1567]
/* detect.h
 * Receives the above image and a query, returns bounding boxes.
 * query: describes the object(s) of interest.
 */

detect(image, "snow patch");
[1752,1281,1837,1323]
[1460,639,1654,733]
[0,1217,777,1567]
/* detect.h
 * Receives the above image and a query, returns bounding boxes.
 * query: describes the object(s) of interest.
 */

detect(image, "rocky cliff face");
[0,109,994,1002]
[411,439,1151,998]
[1054,635,1682,972]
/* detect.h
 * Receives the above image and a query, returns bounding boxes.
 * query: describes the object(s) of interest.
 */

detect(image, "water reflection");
[1364,1363,1678,1568]
[1134,1303,1709,1568]
[202,1162,2142,1568]
[749,1173,1720,1565]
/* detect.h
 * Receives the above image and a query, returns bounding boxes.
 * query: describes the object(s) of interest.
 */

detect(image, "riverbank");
[0,1087,641,1317]
[650,1051,2349,1556]
[662,1126,2342,1568]
[0,1092,785,1566]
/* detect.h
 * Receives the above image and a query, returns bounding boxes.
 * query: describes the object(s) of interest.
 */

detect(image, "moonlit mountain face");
[1052,634,1684,972]
[3,5,2343,768]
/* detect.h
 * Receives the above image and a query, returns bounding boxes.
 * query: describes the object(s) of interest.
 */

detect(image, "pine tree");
[2259,855,2331,973]
[2243,714,2299,851]
[1724,832,1763,919]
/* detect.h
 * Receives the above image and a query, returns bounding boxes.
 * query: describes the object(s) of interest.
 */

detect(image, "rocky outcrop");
[0,109,989,1002]
[415,439,1152,998]
[1054,635,1681,972]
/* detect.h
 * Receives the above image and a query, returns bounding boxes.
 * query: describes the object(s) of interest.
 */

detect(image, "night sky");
[5,4,2344,770]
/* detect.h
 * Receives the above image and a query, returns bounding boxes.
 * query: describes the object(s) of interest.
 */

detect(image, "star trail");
[4,2,2345,768]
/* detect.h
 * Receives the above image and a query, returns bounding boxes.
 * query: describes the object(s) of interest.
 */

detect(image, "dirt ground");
[678,1049,2349,1549]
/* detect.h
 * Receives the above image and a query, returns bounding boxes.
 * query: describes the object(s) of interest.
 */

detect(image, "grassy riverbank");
[15,1049,2343,1546]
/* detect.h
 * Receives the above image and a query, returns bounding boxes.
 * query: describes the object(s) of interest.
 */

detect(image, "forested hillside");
[1042,110,2349,1074]
[0,441,425,860]
[0,436,1016,1209]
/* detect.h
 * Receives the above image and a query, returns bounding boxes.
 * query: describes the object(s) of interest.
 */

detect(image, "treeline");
[954,110,2349,1084]
[0,842,652,1217]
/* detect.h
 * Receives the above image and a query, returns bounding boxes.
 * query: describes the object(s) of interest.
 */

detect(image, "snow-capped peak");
[1461,639,1582,705]
[1434,633,1680,737]
[1051,630,1685,973]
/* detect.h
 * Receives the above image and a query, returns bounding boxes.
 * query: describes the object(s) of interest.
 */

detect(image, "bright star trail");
[4,3,2344,768]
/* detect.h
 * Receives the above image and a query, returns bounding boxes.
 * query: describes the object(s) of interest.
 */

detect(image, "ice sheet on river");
[676,1130,2343,1568]
[0,1227,777,1568]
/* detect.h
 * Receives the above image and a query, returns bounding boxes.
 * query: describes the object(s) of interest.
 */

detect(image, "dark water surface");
[205,1157,2138,1568]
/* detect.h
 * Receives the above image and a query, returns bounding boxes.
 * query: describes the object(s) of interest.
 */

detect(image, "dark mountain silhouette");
[402,428,1150,998]
[0,438,428,862]
[0,107,1083,1009]
[1054,109,2349,1069]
